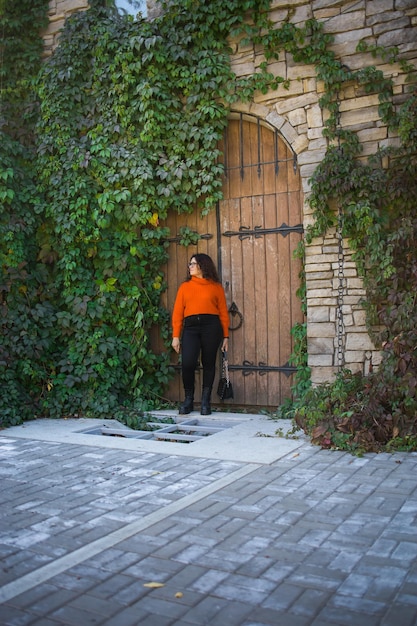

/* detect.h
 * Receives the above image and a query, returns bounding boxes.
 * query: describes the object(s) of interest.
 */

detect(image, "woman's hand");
[172,337,181,354]
[221,337,229,352]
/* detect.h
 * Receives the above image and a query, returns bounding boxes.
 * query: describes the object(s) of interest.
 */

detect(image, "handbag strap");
[222,350,230,384]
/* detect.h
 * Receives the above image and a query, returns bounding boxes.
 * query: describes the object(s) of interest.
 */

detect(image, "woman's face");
[189,257,202,278]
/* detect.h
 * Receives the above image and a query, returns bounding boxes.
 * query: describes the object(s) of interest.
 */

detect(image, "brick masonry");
[45,0,417,386]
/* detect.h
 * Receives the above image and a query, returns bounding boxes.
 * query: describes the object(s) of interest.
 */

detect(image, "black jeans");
[181,314,223,390]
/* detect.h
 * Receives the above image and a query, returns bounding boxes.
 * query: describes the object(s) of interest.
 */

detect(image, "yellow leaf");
[143,582,165,588]
[148,212,159,227]
[175,592,183,598]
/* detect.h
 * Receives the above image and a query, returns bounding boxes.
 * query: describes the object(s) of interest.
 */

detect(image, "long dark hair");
[188,253,220,282]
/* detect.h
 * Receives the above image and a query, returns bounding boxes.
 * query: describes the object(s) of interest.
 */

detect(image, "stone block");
[287,64,316,80]
[308,290,335,302]
[299,163,319,179]
[378,27,417,48]
[307,254,339,264]
[275,93,317,115]
[303,77,317,93]
[307,308,331,323]
[345,332,376,351]
[313,0,348,9]
[269,8,288,25]
[315,8,340,19]
[309,279,334,290]
[305,263,332,274]
[357,126,387,143]
[293,134,310,154]
[307,104,323,128]
[339,94,380,111]
[366,0,394,16]
[249,103,270,118]
[380,137,401,150]
[322,245,338,254]
[298,148,327,165]
[353,310,367,326]
[270,0,305,7]
[305,244,324,256]
[374,17,411,35]
[307,127,325,140]
[308,297,338,306]
[276,80,305,98]
[308,337,334,356]
[341,295,366,305]
[307,323,336,338]
[57,0,88,12]
[348,362,364,374]
[310,366,338,384]
[288,108,307,126]
[309,354,334,366]
[342,313,354,326]
[265,110,286,130]
[370,351,383,366]
[346,278,365,290]
[340,105,381,127]
[292,4,313,24]
[331,27,373,46]
[308,137,327,151]
[280,121,300,144]
[323,11,366,33]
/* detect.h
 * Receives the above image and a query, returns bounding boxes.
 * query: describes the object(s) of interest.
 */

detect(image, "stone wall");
[227,0,417,384]
[44,0,417,385]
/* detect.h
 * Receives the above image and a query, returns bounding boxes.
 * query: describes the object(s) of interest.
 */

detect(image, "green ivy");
[1,0,281,424]
[0,0,51,424]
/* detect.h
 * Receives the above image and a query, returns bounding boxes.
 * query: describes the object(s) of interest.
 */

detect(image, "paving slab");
[0,415,416,625]
[2,412,304,464]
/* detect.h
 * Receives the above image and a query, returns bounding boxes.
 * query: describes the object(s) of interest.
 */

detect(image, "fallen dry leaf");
[143,582,165,588]
[175,592,183,598]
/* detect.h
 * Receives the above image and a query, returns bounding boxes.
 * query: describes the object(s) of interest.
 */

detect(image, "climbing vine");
[0,0,50,424]
[1,0,281,424]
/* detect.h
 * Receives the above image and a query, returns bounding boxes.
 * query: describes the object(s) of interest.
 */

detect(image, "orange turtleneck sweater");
[172,276,229,338]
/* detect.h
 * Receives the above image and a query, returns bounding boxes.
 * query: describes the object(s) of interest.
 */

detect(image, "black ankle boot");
[200,387,212,415]
[179,389,194,415]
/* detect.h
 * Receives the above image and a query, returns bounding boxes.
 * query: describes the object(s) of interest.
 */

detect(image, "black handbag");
[217,351,234,400]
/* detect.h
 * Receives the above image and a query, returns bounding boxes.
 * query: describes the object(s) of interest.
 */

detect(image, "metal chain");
[334,91,345,370]
[336,203,346,370]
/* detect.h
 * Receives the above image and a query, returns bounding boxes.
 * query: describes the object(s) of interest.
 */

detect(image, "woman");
[171,253,229,415]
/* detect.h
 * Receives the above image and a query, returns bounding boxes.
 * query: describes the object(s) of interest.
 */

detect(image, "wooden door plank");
[252,195,269,405]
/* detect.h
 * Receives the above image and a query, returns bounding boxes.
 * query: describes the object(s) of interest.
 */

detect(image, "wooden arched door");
[159,114,303,409]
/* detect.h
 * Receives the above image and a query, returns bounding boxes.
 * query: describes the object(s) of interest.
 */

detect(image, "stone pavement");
[0,413,417,626]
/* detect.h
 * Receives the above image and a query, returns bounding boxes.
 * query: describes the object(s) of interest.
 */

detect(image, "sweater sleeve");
[216,283,230,338]
[172,284,185,337]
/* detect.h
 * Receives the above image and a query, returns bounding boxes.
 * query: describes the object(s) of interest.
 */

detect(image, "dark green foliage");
[0,0,51,425]
[1,0,279,424]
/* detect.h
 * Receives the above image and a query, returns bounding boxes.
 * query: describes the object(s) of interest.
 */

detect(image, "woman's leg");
[181,325,201,389]
[200,318,223,389]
